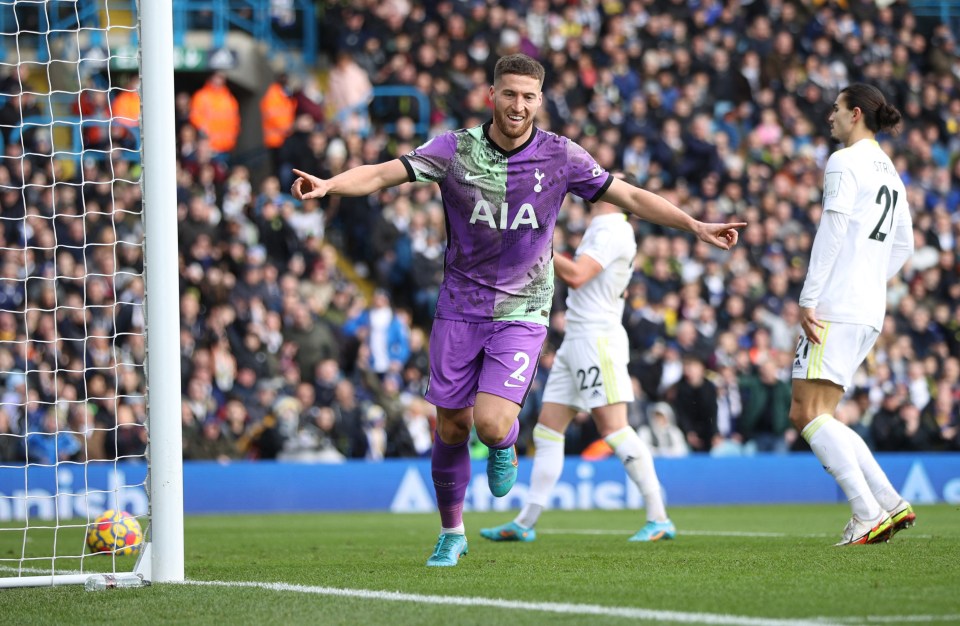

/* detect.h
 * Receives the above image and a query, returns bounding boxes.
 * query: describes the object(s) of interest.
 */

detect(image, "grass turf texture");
[1,504,957,625]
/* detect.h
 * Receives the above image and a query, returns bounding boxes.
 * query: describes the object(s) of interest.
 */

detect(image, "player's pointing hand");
[695,221,748,250]
[291,169,330,200]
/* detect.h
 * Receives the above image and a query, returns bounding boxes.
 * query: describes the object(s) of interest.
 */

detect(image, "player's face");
[490,73,542,140]
[828,95,856,145]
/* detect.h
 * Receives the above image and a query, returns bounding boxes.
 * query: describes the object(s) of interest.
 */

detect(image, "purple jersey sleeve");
[564,139,612,203]
[399,132,458,184]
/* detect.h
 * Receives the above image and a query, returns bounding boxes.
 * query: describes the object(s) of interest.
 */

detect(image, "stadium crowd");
[3,0,960,466]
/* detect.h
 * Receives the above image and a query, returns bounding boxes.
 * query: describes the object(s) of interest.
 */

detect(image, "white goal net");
[0,0,182,587]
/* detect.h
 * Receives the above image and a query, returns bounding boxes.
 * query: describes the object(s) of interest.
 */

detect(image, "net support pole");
[139,0,185,583]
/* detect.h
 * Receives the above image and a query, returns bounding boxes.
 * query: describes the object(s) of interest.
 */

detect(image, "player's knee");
[474,420,511,446]
[437,419,471,445]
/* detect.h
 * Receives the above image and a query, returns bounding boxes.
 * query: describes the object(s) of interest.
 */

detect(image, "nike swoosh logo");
[503,381,523,388]
[465,172,493,181]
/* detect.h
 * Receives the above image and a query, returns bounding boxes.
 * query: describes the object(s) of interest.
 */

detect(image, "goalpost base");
[0,574,92,589]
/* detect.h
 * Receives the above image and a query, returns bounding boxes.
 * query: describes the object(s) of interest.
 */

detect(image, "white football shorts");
[791,320,879,389]
[542,327,634,411]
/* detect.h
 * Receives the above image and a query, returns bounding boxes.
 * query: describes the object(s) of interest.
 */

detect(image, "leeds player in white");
[790,83,916,546]
[481,179,675,543]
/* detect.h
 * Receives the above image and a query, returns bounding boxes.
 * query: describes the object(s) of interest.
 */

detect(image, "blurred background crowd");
[3,0,960,466]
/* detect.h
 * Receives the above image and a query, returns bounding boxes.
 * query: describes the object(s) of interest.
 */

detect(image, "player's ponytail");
[875,102,902,133]
[840,83,902,135]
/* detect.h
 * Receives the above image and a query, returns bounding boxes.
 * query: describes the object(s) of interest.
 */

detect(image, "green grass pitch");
[1,504,958,625]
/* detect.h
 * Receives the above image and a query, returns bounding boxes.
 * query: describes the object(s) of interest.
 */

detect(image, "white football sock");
[606,426,668,523]
[802,414,882,522]
[843,423,901,511]
[515,423,565,529]
[441,524,465,535]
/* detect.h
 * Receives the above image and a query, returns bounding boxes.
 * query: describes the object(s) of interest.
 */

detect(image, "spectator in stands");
[255,194,301,267]
[260,73,297,173]
[184,416,235,462]
[738,359,793,453]
[220,398,252,457]
[183,373,218,426]
[361,404,388,460]
[112,74,141,132]
[115,403,147,460]
[330,379,368,458]
[679,114,723,193]
[278,114,325,189]
[923,384,959,450]
[292,74,325,125]
[290,404,346,462]
[74,82,113,151]
[0,91,41,147]
[327,51,373,135]
[638,401,689,458]
[874,400,942,452]
[25,409,80,464]
[0,407,21,462]
[343,289,410,378]
[666,355,718,453]
[387,396,434,458]
[189,71,240,155]
[711,364,745,456]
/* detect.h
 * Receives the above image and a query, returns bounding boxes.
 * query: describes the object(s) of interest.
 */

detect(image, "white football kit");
[543,213,636,410]
[793,138,914,388]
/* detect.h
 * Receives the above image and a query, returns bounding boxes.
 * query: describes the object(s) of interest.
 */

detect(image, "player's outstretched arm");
[599,178,746,250]
[291,159,409,200]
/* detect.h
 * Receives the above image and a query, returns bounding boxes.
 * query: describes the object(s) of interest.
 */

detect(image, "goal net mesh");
[0,0,148,582]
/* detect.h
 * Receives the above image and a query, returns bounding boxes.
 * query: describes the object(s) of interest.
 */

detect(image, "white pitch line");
[181,579,841,626]
[3,566,954,624]
[538,529,796,538]
[537,529,933,539]
[835,618,960,624]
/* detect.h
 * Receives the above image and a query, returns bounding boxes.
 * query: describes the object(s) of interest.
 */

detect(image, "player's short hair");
[840,83,902,134]
[494,54,545,88]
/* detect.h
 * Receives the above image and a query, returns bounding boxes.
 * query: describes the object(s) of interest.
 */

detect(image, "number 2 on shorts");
[508,352,530,384]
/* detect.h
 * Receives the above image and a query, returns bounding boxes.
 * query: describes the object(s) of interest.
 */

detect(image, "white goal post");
[0,0,182,587]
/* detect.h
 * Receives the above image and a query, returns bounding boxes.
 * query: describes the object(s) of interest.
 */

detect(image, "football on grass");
[86,509,143,555]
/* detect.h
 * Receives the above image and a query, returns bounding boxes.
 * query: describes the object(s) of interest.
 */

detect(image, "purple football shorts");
[424,318,547,409]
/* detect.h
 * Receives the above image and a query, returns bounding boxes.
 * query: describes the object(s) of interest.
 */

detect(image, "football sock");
[515,505,542,530]
[431,431,471,530]
[516,423,564,528]
[843,423,901,511]
[486,418,519,449]
[606,426,668,523]
[441,524,465,536]
[802,414,882,521]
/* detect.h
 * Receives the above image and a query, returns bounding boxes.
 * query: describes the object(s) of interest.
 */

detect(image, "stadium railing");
[909,0,960,37]
[0,1,317,68]
[335,86,432,138]
[171,0,317,68]
[0,0,137,62]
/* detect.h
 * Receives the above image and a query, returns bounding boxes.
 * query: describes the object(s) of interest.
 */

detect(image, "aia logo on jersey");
[469,200,540,230]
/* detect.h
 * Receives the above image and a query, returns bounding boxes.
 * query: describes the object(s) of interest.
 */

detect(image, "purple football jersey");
[400,121,611,324]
